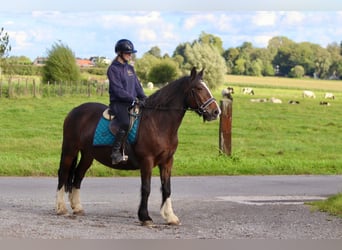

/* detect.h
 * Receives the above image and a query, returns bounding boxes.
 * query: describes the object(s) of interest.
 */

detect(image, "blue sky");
[1,0,342,60]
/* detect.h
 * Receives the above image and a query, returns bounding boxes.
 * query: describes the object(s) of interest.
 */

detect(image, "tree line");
[1,27,341,91]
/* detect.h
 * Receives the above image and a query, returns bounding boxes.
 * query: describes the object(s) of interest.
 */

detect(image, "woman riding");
[107,39,146,164]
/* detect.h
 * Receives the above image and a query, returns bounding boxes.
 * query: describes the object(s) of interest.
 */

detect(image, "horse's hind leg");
[56,151,78,215]
[159,161,180,225]
[68,151,94,215]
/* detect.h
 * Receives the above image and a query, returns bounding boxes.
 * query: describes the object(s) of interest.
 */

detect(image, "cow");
[270,97,282,104]
[303,90,316,98]
[320,101,331,106]
[146,82,154,90]
[221,87,234,100]
[242,87,254,95]
[288,100,300,104]
[250,98,268,103]
[324,92,335,99]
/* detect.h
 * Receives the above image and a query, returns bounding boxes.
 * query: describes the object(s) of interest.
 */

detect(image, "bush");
[42,42,81,83]
[148,61,179,84]
[289,65,305,78]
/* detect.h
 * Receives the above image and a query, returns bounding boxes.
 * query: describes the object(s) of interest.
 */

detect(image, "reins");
[137,88,216,115]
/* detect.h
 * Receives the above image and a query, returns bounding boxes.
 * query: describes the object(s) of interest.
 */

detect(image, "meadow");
[0,75,342,177]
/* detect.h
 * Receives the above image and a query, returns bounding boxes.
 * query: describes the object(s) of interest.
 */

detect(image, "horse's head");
[186,67,221,121]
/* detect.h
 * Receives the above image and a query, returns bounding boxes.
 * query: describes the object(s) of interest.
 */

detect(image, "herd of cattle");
[221,87,335,106]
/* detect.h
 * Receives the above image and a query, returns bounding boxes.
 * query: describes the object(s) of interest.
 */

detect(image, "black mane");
[145,75,191,109]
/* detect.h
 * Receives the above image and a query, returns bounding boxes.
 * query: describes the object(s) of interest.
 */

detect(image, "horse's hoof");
[73,210,85,216]
[141,220,154,227]
[56,208,68,216]
[168,220,181,226]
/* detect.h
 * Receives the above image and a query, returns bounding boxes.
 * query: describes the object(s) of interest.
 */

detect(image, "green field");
[0,75,342,177]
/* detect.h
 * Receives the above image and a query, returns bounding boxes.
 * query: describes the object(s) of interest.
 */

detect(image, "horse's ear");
[190,67,197,80]
[198,68,205,79]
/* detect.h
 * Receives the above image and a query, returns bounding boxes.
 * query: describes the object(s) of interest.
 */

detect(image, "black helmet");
[114,39,137,54]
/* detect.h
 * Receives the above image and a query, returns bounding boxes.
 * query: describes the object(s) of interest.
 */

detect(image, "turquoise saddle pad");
[93,117,139,146]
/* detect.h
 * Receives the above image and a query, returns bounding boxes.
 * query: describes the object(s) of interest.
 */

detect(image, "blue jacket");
[107,59,146,104]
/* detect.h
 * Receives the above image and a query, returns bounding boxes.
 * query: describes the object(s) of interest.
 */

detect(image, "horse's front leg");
[138,163,153,226]
[56,186,68,215]
[159,160,180,225]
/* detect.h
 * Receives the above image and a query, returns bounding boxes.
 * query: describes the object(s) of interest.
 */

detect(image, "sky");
[1,0,342,61]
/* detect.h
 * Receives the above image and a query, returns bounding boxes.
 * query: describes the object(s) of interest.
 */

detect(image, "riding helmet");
[115,39,137,54]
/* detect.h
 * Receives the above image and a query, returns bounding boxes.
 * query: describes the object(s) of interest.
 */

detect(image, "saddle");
[92,105,141,147]
[103,105,140,135]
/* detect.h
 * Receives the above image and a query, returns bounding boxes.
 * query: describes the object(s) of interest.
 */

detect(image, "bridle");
[139,80,217,116]
[187,86,216,116]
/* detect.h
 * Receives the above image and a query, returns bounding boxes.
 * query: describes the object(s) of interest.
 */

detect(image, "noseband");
[188,88,216,116]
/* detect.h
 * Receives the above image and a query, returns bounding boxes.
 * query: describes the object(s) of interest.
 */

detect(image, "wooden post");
[219,99,233,155]
[33,79,36,98]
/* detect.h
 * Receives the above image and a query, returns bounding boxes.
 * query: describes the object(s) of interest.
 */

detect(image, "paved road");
[0,176,342,239]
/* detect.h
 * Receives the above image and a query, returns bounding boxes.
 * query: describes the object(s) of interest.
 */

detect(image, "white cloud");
[183,13,215,30]
[216,14,233,32]
[139,28,157,41]
[281,11,305,25]
[8,31,32,49]
[252,11,277,26]
[253,34,275,47]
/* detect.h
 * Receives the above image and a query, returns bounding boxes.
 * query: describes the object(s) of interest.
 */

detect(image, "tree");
[223,48,239,73]
[0,27,11,58]
[135,53,160,83]
[289,65,305,78]
[198,31,224,54]
[148,60,179,84]
[267,36,294,57]
[326,42,341,78]
[183,42,226,89]
[42,42,81,83]
[146,46,161,58]
[0,27,11,75]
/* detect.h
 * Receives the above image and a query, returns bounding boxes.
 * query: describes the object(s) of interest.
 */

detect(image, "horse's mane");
[145,75,191,108]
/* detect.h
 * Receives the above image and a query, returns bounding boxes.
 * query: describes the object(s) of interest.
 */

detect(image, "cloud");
[253,34,276,47]
[9,31,31,48]
[281,11,305,25]
[138,28,157,41]
[252,11,277,26]
[183,13,216,30]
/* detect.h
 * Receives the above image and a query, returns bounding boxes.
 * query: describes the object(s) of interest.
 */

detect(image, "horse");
[55,67,221,226]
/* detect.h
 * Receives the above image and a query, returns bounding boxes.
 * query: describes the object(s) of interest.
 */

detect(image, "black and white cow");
[221,87,234,100]
[242,87,254,95]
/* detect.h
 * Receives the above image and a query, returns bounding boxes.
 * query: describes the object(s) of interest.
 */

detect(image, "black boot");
[111,129,127,164]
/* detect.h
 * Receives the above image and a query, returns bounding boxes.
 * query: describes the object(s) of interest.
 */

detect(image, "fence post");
[219,99,233,155]
[33,79,36,98]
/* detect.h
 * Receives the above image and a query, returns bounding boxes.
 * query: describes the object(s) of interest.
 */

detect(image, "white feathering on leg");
[160,198,180,225]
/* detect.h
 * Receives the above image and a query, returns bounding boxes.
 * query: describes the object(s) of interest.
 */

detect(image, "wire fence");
[0,77,109,98]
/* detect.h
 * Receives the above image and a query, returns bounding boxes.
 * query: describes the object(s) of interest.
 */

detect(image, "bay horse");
[55,67,221,226]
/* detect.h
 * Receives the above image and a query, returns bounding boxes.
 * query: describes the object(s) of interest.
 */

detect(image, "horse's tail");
[65,155,78,193]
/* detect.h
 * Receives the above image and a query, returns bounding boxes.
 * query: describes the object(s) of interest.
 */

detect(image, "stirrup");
[111,151,128,164]
[122,148,128,161]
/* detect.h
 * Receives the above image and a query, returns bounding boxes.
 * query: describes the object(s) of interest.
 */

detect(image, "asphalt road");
[0,175,342,239]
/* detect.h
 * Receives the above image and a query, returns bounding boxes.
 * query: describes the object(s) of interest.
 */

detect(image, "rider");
[107,39,146,164]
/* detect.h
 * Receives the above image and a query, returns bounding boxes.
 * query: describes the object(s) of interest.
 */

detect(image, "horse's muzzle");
[203,104,221,121]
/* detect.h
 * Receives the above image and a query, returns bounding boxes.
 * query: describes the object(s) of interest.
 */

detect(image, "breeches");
[109,103,130,131]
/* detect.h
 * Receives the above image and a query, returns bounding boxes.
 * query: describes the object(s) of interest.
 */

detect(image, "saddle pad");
[93,117,139,146]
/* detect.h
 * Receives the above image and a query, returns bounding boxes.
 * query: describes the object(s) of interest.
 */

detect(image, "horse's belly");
[92,147,140,170]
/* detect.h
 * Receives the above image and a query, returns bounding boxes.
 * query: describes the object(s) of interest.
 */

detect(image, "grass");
[1,75,342,177]
[309,193,342,218]
[226,74,342,92]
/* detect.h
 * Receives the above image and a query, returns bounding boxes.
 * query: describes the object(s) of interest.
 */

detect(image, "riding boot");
[111,129,127,164]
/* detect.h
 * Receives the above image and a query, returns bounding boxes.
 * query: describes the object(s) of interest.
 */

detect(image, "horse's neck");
[144,109,186,135]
